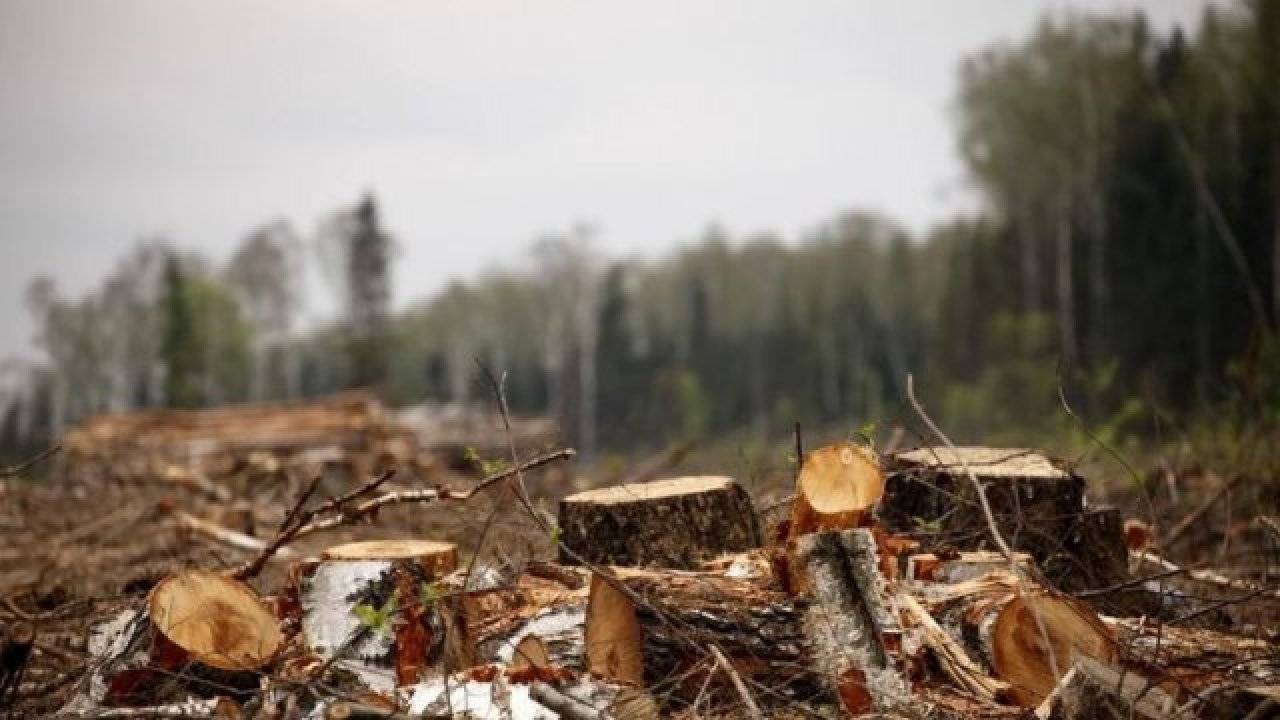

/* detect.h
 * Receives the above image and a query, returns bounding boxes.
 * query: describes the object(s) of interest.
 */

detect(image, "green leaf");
[351,595,399,637]
[549,524,562,546]
[419,581,443,606]
[352,602,381,629]
[855,421,878,444]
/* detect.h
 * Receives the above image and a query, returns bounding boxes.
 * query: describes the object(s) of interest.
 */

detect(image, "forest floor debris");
[1,401,1278,718]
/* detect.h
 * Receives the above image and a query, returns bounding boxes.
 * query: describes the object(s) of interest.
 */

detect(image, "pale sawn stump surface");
[558,475,762,570]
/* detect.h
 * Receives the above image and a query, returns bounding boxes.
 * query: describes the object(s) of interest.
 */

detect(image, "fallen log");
[920,571,1116,707]
[297,539,460,691]
[558,476,761,569]
[601,566,822,709]
[790,528,908,714]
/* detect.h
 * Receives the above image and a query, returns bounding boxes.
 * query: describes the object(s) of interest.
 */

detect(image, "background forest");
[3,1,1278,468]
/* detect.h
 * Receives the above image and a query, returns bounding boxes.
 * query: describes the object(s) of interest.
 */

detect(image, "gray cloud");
[0,0,1211,360]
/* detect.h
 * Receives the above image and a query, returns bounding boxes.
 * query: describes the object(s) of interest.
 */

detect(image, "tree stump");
[558,476,761,569]
[297,539,460,690]
[94,570,283,706]
[882,448,1127,590]
[788,443,885,539]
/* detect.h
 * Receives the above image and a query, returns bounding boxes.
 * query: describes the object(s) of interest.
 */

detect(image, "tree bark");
[558,476,761,569]
[296,540,461,690]
[606,567,823,709]
[791,529,909,714]
[882,447,1127,592]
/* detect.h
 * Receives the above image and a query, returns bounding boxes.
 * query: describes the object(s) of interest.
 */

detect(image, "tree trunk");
[1055,191,1078,366]
[558,476,761,569]
[791,529,909,714]
[606,566,823,710]
[1018,202,1041,314]
[297,540,461,691]
[882,447,1127,592]
[918,572,1116,708]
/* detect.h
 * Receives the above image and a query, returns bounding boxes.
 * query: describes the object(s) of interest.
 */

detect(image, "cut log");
[584,572,644,686]
[148,570,282,671]
[991,592,1116,706]
[922,572,1116,707]
[787,443,884,539]
[906,551,1032,583]
[558,476,761,569]
[85,571,283,707]
[883,447,1128,592]
[297,539,460,691]
[791,529,908,714]
[606,566,823,711]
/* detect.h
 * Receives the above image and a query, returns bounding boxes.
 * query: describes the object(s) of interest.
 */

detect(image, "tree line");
[2,1,1277,461]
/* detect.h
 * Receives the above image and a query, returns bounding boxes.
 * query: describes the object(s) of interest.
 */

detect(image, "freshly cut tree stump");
[148,570,283,671]
[883,447,1127,591]
[298,539,460,691]
[92,570,283,707]
[788,443,885,540]
[922,572,1116,707]
[558,476,761,569]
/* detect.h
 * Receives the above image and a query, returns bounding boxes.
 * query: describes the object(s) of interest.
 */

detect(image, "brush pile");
[2,428,1278,718]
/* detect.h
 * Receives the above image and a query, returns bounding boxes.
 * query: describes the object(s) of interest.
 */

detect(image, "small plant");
[352,595,399,638]
[418,581,443,607]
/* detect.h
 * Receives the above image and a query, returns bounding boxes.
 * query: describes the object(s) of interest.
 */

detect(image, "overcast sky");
[0,0,1212,362]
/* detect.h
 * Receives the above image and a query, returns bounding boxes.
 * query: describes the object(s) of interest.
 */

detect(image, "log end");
[148,569,283,671]
[992,592,1116,707]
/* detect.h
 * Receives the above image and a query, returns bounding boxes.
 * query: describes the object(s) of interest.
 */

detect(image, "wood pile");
[60,392,426,493]
[4,440,1278,719]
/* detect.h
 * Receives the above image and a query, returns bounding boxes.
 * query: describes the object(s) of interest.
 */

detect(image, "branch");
[0,443,62,478]
[905,373,1061,682]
